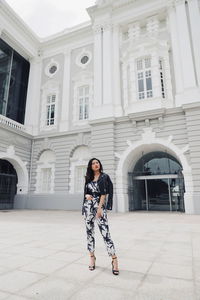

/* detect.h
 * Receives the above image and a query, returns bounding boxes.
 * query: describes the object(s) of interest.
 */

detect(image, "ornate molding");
[128,22,140,40]
[92,24,102,34]
[93,21,113,33]
[146,16,160,37]
[95,0,137,9]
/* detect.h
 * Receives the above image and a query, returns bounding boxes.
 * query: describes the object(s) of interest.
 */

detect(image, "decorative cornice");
[128,108,166,122]
[88,116,115,125]
[95,0,138,9]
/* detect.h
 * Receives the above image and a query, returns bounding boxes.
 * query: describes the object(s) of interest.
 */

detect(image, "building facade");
[0,0,200,214]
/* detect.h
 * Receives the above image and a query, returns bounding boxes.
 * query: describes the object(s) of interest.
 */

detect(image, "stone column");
[102,21,112,105]
[167,3,184,94]
[24,56,42,135]
[128,22,141,103]
[187,0,200,86]
[93,24,103,107]
[112,24,123,116]
[122,61,129,111]
[59,48,71,132]
[175,0,196,89]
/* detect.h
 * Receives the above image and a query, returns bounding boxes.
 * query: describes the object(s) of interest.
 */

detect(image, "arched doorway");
[0,159,18,209]
[128,151,185,212]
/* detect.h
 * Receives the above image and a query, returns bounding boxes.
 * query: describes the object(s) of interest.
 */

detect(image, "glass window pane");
[5,49,30,124]
[50,105,55,118]
[138,79,144,92]
[47,105,50,119]
[145,57,151,68]
[137,59,143,70]
[0,39,12,116]
[133,151,182,176]
[146,77,152,90]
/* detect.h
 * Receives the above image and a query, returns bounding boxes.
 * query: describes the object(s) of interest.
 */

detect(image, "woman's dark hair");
[85,158,103,184]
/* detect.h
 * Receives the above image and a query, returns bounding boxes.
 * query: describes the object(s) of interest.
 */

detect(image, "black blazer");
[81,172,113,215]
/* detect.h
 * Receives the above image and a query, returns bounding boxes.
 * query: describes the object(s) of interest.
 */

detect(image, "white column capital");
[93,21,113,33]
[174,0,186,5]
[92,24,102,34]
[112,23,119,32]
[102,21,113,32]
[29,56,42,65]
[62,48,72,57]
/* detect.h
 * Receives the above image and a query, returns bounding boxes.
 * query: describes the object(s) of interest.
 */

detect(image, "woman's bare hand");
[85,194,93,200]
[96,207,103,218]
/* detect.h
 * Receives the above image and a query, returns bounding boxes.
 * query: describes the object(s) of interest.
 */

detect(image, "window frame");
[136,57,153,100]
[78,85,89,121]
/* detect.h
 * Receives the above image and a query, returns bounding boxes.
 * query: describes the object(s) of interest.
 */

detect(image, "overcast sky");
[5,0,96,38]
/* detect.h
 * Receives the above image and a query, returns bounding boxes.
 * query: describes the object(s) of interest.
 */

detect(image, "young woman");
[82,158,119,275]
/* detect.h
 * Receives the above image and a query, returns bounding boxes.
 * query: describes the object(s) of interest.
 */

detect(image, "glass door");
[147,178,171,211]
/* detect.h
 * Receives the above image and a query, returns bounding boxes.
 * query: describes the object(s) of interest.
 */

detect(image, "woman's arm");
[96,175,107,217]
[98,194,106,209]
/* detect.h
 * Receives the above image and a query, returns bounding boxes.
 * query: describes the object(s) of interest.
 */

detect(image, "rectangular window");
[136,57,153,100]
[159,59,165,99]
[41,168,51,192]
[78,85,89,120]
[46,94,56,125]
[0,38,30,124]
[75,166,86,192]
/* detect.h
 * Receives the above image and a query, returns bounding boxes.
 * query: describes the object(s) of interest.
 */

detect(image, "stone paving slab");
[0,209,200,300]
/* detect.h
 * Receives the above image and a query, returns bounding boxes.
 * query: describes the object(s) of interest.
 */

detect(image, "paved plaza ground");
[0,209,200,300]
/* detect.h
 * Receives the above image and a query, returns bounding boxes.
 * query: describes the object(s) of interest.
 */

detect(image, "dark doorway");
[0,159,18,209]
[128,151,185,212]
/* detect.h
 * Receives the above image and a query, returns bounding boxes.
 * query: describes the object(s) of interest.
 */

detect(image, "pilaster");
[24,56,42,136]
[93,24,103,107]
[167,3,184,94]
[102,21,112,105]
[187,0,200,86]
[112,24,123,116]
[175,0,196,89]
[59,48,71,132]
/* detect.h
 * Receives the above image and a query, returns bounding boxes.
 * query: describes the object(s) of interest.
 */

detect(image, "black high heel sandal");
[111,256,119,275]
[89,254,96,271]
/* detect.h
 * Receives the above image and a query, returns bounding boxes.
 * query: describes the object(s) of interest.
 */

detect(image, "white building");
[0,0,200,214]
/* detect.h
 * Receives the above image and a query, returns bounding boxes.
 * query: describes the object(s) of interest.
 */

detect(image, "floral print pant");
[83,197,116,256]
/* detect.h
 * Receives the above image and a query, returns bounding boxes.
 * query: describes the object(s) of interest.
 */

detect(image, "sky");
[5,0,96,38]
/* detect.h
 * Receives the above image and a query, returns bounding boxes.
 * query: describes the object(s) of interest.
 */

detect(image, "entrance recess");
[0,159,18,209]
[128,151,185,212]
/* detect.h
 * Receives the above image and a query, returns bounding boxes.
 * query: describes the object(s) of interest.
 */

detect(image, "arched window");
[35,150,55,193]
[69,145,91,193]
[133,151,182,176]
